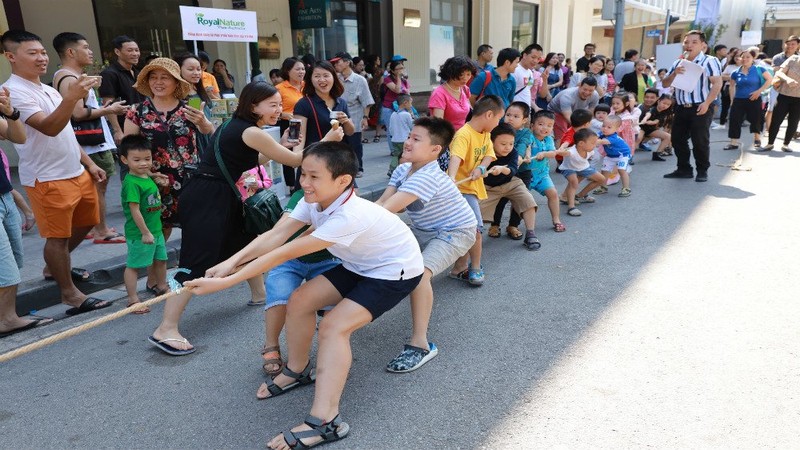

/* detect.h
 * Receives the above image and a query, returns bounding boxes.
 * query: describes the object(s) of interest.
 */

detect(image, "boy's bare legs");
[520,207,536,232]
[152,259,168,293]
[563,176,579,209]
[123,267,150,313]
[267,299,371,450]
[147,227,172,291]
[152,290,193,350]
[408,269,433,349]
[451,231,482,275]
[618,168,631,190]
[263,305,286,373]
[257,275,342,398]
[247,275,266,305]
[543,188,562,226]
[577,173,607,198]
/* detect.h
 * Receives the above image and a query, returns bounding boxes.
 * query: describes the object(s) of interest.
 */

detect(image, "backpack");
[476,69,492,99]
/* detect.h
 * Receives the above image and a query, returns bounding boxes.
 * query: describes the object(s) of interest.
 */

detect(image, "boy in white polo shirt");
[185,141,423,449]
[376,117,477,373]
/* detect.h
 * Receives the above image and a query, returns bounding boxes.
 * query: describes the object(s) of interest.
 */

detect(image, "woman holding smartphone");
[175,53,214,120]
[292,61,355,190]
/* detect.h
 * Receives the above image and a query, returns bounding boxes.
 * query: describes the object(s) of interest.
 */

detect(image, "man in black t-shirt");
[99,35,144,145]
[575,43,595,73]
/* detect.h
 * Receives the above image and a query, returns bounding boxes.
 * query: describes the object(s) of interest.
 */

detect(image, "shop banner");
[179,5,257,42]
[289,0,331,30]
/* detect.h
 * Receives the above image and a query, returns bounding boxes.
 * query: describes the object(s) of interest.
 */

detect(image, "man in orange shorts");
[2,30,111,315]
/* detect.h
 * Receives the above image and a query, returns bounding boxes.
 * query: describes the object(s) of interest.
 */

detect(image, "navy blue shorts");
[322,264,422,320]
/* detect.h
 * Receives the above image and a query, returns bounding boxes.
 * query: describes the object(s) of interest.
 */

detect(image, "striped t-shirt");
[389,161,477,232]
[668,53,721,105]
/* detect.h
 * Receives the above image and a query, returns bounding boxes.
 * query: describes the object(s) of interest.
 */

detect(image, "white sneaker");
[711,122,726,130]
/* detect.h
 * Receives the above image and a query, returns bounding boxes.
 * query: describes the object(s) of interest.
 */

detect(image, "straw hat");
[133,57,192,99]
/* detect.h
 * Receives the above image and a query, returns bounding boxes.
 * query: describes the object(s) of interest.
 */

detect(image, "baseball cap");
[391,54,408,62]
[329,52,353,63]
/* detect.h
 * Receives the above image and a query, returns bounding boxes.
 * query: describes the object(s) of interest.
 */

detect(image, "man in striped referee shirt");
[661,30,722,182]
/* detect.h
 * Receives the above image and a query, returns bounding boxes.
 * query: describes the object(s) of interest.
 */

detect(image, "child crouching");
[480,123,541,250]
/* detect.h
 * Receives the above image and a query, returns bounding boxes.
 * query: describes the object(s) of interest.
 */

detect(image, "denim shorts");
[412,227,476,276]
[462,193,484,232]
[265,258,341,309]
[560,167,597,179]
[0,192,23,287]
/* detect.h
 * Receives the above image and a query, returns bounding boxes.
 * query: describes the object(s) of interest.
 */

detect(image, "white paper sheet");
[671,59,704,92]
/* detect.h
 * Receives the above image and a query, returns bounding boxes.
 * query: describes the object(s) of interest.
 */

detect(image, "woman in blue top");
[724,49,772,150]
[293,61,355,190]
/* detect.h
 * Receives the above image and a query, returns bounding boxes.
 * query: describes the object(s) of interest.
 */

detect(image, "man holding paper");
[661,30,722,182]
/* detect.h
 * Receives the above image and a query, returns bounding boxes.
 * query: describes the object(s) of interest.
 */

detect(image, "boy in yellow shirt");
[446,95,504,286]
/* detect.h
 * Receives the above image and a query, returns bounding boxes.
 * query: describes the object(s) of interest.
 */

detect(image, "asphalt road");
[1,129,798,449]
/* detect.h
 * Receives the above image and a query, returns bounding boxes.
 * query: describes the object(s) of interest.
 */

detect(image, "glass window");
[429,0,468,86]
[512,1,539,52]
[292,0,359,61]
[93,0,197,62]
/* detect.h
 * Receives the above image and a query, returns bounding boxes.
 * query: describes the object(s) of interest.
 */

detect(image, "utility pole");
[664,8,671,43]
[613,0,625,61]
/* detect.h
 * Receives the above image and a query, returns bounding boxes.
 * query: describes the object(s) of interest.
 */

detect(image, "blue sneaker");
[386,342,439,373]
[468,267,484,286]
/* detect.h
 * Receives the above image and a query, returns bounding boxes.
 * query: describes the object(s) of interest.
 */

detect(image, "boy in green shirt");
[120,135,166,314]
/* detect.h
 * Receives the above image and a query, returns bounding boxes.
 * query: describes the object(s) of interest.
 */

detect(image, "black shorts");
[322,265,422,321]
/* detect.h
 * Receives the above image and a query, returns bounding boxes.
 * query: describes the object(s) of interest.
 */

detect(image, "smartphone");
[288,119,301,142]
[187,97,203,110]
[87,75,102,85]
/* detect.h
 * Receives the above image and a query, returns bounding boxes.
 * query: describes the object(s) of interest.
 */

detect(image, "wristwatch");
[1,108,20,121]
[362,115,369,119]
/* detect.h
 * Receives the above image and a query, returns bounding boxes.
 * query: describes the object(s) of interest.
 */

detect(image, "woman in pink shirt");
[428,55,477,170]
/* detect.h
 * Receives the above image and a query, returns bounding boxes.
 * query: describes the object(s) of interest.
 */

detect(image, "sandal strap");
[261,345,281,355]
[282,362,312,380]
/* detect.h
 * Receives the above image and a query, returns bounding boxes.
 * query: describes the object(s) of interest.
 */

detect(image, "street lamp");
[765,6,777,27]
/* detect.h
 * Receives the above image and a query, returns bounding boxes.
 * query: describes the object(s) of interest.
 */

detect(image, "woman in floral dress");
[123,58,213,291]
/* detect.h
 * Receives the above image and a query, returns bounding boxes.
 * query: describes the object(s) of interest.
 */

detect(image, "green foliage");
[688,16,729,48]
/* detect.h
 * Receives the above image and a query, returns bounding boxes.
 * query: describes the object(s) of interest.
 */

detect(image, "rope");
[0,288,188,363]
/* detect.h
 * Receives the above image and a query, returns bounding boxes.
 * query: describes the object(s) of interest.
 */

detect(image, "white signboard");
[741,30,762,48]
[179,6,257,42]
[656,43,683,72]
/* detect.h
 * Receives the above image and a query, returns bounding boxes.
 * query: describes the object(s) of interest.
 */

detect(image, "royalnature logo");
[195,13,246,30]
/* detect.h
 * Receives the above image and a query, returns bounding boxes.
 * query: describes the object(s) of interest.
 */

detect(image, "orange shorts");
[25,171,99,238]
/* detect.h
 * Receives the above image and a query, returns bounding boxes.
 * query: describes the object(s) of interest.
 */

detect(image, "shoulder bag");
[56,74,105,146]
[213,120,283,235]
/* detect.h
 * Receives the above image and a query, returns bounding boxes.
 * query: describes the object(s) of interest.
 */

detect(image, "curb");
[14,182,388,317]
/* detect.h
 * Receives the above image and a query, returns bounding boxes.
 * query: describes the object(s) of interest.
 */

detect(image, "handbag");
[213,120,283,235]
[56,75,105,146]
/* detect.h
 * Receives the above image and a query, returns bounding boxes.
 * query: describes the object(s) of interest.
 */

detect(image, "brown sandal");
[261,345,284,376]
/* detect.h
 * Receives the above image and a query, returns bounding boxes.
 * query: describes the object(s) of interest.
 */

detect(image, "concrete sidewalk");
[11,136,396,316]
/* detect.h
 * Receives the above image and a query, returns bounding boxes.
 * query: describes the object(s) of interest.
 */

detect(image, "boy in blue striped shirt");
[376,117,477,373]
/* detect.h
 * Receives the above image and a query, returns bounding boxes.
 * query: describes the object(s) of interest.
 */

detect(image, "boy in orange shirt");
[446,95,503,286]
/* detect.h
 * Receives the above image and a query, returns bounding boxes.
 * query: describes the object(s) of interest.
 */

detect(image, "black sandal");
[259,362,316,400]
[722,144,739,151]
[524,232,541,251]
[279,414,350,449]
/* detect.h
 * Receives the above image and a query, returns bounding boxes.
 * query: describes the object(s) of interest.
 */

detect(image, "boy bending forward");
[187,142,423,449]
[377,117,477,373]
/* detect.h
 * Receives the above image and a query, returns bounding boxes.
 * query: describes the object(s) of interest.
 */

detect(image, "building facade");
[0,0,597,164]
